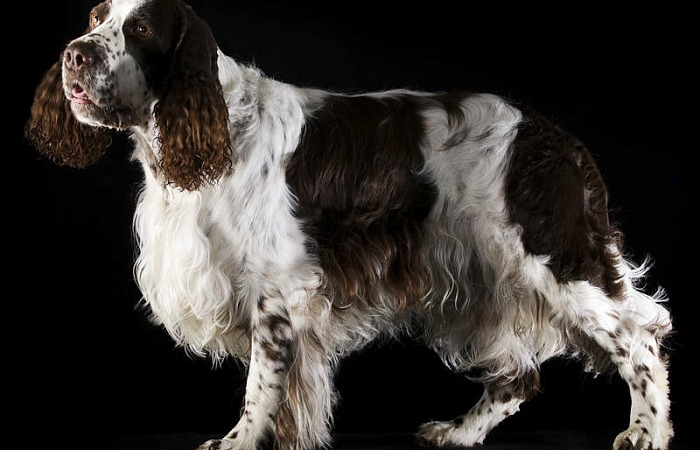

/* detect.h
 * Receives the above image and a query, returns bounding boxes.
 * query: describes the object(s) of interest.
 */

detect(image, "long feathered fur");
[26,1,674,450]
[26,60,112,167]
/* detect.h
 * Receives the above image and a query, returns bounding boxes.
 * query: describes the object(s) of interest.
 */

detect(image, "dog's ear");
[154,5,233,191]
[25,59,112,168]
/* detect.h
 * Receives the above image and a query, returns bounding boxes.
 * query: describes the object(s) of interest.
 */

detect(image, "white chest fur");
[129,67,318,360]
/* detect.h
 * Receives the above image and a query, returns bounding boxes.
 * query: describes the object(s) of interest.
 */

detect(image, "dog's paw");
[613,424,672,450]
[196,438,236,450]
[416,421,479,448]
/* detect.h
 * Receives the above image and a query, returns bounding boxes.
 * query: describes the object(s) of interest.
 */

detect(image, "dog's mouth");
[70,82,93,105]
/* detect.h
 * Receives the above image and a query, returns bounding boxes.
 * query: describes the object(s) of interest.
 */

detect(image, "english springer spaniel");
[26,1,674,449]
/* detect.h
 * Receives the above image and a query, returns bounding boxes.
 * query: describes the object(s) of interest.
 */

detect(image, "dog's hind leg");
[416,369,540,448]
[539,274,673,450]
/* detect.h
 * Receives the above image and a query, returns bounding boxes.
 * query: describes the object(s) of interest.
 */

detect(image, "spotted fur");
[26,1,674,449]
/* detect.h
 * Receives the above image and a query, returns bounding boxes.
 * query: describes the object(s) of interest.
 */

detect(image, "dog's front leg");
[198,296,292,450]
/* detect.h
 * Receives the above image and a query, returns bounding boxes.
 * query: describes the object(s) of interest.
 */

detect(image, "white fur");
[130,53,671,449]
[40,2,674,449]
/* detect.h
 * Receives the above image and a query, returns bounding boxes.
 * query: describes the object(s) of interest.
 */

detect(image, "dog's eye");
[90,12,102,29]
[134,20,154,38]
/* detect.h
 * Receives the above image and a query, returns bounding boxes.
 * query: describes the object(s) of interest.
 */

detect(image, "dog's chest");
[135,155,308,293]
[208,163,307,273]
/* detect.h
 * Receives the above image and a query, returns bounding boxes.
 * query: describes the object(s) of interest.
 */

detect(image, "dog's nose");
[64,41,99,71]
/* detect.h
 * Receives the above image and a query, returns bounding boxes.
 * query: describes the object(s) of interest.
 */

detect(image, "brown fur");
[25,60,112,168]
[287,95,438,310]
[154,4,233,191]
[25,2,232,192]
[505,106,625,299]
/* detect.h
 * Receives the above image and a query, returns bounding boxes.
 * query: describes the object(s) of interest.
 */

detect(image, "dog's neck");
[128,49,315,191]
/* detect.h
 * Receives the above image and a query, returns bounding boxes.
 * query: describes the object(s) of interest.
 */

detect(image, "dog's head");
[26,0,232,191]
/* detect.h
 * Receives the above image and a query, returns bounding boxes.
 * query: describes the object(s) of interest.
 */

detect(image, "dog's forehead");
[109,0,151,20]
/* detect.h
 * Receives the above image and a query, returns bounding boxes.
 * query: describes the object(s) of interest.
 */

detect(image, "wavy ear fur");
[25,59,112,168]
[154,6,232,191]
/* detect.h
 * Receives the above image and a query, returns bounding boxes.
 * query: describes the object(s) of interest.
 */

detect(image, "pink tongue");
[72,85,89,99]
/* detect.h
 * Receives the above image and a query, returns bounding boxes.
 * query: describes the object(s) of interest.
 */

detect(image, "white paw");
[613,424,672,450]
[416,420,483,448]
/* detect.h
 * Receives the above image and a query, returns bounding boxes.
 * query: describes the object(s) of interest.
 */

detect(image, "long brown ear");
[154,6,232,191]
[25,59,112,168]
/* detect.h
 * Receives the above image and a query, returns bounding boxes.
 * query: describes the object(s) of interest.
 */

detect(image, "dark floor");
[102,430,692,450]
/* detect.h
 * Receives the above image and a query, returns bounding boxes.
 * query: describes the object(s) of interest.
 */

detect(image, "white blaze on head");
[65,0,155,126]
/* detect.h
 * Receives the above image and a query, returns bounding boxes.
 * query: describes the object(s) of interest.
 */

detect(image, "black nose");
[64,41,100,71]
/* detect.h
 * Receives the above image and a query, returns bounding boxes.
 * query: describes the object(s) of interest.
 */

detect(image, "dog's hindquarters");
[505,106,674,450]
[415,96,673,449]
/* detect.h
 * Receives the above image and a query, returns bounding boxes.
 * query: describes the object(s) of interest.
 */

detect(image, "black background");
[12,1,693,448]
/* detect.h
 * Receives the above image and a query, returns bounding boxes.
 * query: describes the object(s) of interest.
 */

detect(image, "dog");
[25,1,674,449]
